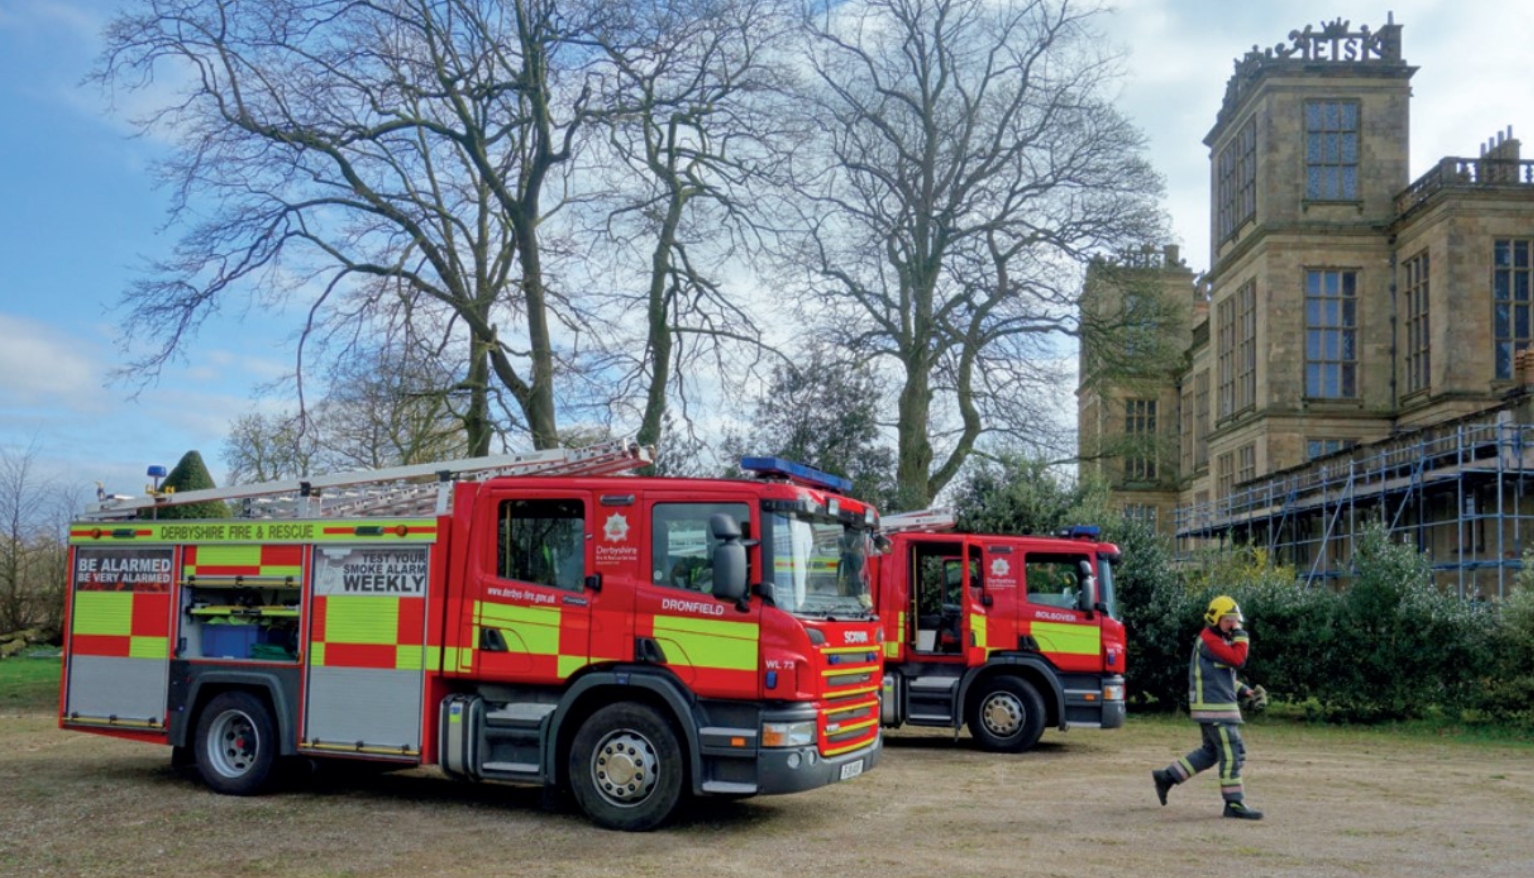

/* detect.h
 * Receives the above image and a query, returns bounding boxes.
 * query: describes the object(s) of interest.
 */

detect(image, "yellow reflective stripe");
[443,646,467,673]
[128,636,168,659]
[310,642,326,666]
[887,612,904,657]
[823,737,873,757]
[655,614,760,639]
[71,520,439,545]
[478,602,562,656]
[822,663,878,676]
[324,596,400,644]
[191,545,262,567]
[820,645,875,655]
[395,645,423,670]
[256,565,303,577]
[1031,621,1100,656]
[558,654,590,677]
[827,684,880,697]
[303,742,420,757]
[72,592,134,636]
[832,717,878,734]
[478,601,562,628]
[825,698,879,717]
[971,614,988,650]
[65,716,162,730]
[653,616,759,671]
[421,647,441,672]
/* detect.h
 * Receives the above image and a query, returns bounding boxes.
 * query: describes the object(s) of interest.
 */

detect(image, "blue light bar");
[1060,524,1101,539]
[740,456,852,493]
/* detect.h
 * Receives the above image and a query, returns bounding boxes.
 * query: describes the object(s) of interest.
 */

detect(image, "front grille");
[816,643,881,755]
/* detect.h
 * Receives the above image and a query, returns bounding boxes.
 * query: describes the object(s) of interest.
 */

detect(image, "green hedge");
[1123,522,1532,726]
[946,459,1532,726]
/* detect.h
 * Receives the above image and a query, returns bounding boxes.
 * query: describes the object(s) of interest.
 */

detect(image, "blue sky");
[3,0,1533,507]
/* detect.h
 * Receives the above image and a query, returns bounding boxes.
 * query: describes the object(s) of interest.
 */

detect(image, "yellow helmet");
[1204,595,1244,627]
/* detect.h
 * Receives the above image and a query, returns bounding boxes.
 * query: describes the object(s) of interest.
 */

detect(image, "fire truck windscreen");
[765,511,873,618]
[1096,553,1120,620]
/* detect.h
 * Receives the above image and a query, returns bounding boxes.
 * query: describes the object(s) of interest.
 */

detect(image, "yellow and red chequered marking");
[70,587,171,660]
[183,544,304,580]
[311,591,429,671]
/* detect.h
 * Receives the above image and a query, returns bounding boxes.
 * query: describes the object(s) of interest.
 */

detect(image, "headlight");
[1103,683,1125,702]
[761,720,817,748]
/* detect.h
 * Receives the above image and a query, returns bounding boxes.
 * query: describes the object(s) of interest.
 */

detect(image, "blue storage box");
[201,624,260,659]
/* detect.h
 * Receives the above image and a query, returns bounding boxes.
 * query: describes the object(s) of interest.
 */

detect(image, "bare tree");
[578,0,801,449]
[224,408,332,484]
[792,0,1166,506]
[94,0,608,453]
[224,341,468,483]
[0,445,75,635]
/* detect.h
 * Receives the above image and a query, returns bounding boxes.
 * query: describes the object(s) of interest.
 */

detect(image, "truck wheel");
[194,691,278,795]
[568,703,685,831]
[967,677,1046,753]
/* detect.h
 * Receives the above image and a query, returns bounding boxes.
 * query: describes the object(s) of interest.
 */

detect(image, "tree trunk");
[636,196,687,451]
[515,221,561,450]
[464,338,493,457]
[895,363,935,509]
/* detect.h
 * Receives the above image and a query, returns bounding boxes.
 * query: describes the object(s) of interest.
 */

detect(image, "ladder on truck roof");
[81,438,655,522]
[878,507,957,534]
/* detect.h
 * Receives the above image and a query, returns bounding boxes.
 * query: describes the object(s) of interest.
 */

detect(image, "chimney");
[1480,126,1521,183]
[1515,348,1534,386]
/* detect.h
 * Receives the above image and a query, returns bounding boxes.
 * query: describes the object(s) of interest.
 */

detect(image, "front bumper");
[756,732,882,795]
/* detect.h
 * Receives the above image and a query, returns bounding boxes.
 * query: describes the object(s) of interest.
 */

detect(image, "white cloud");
[0,312,105,408]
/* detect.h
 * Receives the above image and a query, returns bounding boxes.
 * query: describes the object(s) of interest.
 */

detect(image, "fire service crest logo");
[603,512,630,543]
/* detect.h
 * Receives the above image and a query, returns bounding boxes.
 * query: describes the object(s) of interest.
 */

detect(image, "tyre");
[194,691,279,795]
[568,702,685,831]
[966,676,1046,753]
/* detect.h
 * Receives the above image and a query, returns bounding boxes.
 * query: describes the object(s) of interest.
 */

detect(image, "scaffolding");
[1174,408,1534,599]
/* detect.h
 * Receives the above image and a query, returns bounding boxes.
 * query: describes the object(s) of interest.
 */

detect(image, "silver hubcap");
[590,729,659,808]
[981,692,1024,738]
[208,709,259,778]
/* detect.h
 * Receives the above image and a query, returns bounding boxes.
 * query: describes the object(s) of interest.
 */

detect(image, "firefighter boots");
[1152,769,1174,806]
[1223,801,1264,820]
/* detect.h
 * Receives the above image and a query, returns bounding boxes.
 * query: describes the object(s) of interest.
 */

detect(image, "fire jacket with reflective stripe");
[1188,625,1249,723]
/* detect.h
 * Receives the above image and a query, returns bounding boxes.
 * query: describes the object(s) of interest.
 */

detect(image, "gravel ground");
[2,710,1531,878]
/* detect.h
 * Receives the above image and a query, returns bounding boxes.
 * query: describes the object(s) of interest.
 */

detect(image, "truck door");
[638,499,759,699]
[907,538,966,656]
[62,544,175,730]
[1019,551,1101,673]
[304,541,432,756]
[471,490,598,685]
[958,542,989,663]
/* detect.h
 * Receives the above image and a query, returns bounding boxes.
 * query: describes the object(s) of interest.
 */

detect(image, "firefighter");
[1151,595,1268,820]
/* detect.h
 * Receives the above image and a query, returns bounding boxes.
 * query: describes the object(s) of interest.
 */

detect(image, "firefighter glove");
[1242,684,1269,713]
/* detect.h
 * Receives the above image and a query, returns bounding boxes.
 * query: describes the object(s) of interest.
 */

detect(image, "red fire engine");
[59,442,883,831]
[870,510,1126,751]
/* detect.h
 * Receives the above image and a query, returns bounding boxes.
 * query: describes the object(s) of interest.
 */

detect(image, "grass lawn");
[0,654,61,712]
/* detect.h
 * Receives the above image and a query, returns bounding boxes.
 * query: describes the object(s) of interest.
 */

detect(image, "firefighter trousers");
[1165,721,1246,803]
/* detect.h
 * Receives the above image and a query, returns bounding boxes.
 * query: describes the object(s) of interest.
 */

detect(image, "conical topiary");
[142,450,231,520]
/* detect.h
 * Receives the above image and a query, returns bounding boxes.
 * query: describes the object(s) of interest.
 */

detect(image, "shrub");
[1101,516,1198,709]
[142,451,230,520]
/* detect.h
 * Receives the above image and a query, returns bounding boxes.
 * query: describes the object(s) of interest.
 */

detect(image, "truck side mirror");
[709,513,748,604]
[1077,576,1096,615]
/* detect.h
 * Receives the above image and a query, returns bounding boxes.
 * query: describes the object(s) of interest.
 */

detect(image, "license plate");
[839,759,864,781]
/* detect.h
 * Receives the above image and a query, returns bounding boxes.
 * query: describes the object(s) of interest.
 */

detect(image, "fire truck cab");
[59,443,884,831]
[873,515,1126,752]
